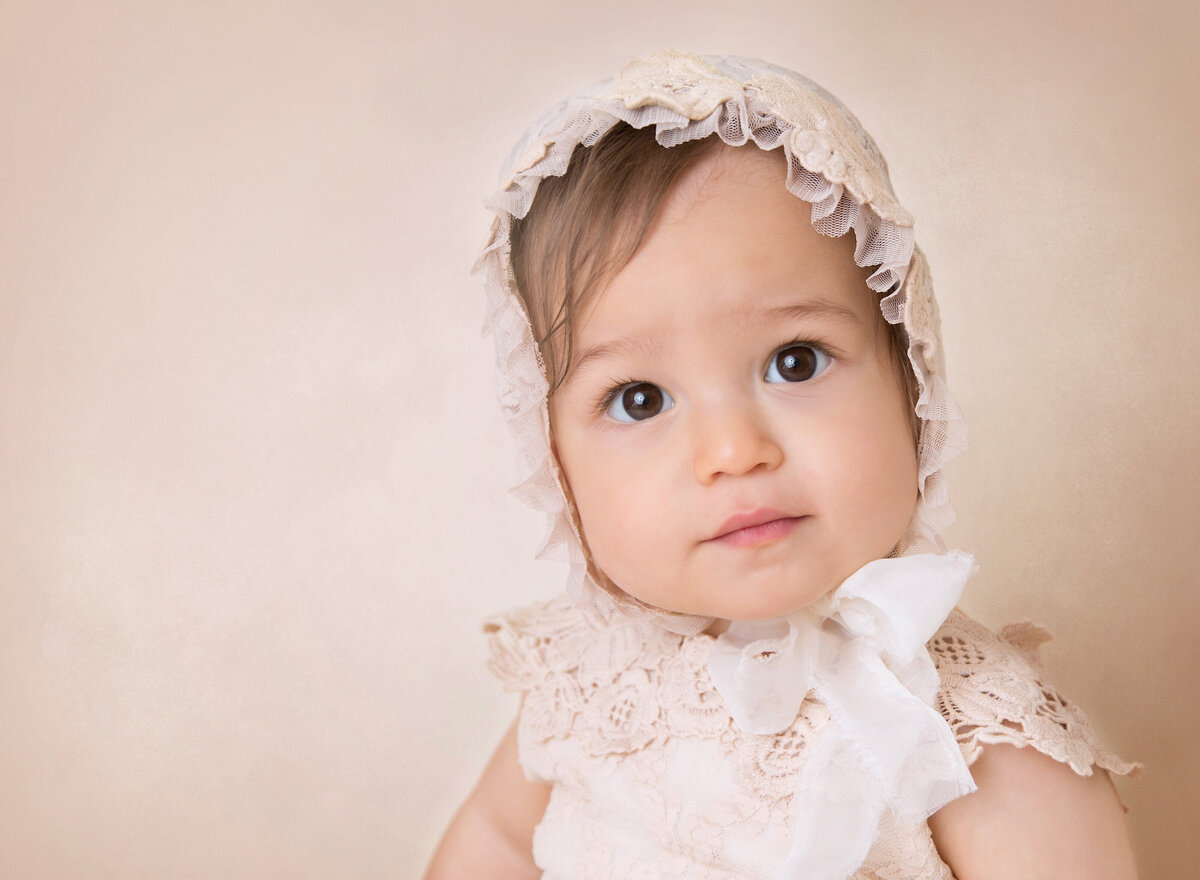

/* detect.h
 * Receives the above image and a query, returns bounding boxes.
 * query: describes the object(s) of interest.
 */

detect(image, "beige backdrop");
[2,1,1196,877]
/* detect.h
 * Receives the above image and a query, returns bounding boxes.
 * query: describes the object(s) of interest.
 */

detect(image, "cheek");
[587,477,663,566]
[557,439,672,589]
[813,389,919,533]
[863,431,919,517]
[864,412,920,536]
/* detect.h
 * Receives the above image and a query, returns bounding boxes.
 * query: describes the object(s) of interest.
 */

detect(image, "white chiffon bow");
[707,551,979,880]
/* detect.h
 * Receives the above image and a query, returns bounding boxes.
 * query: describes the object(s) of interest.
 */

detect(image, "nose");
[691,401,784,485]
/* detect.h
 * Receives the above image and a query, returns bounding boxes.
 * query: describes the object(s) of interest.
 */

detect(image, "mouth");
[706,508,806,548]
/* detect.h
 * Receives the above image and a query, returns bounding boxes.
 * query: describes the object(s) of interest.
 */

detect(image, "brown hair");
[510,124,722,393]
[509,123,917,417]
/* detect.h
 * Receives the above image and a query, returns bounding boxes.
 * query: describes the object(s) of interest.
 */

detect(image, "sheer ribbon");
[707,551,978,880]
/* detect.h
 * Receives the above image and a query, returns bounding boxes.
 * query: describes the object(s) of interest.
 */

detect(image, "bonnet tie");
[707,551,978,880]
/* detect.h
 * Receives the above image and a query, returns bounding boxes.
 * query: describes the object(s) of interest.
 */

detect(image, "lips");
[707,508,805,548]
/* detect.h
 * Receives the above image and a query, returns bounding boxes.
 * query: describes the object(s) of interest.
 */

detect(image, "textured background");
[1,1,1196,877]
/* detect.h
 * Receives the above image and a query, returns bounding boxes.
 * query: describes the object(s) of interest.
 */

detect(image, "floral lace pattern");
[929,611,1140,776]
[484,596,1136,879]
[609,51,745,122]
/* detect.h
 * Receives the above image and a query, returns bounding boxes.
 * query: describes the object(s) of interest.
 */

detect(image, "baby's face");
[548,146,918,621]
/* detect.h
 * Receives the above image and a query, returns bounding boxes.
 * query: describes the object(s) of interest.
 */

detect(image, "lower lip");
[711,516,805,548]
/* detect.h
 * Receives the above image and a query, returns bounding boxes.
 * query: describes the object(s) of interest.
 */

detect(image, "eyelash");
[775,336,836,363]
[596,376,643,417]
[592,337,837,417]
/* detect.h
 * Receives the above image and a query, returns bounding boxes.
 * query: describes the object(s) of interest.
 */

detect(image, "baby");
[425,52,1139,880]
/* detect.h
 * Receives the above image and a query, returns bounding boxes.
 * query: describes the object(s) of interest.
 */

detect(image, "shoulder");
[928,609,1139,778]
[482,596,708,785]
[482,594,677,692]
[482,594,590,692]
[925,610,1141,879]
[927,742,1140,879]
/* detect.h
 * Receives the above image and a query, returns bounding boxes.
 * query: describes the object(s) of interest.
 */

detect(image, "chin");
[717,553,887,620]
[710,576,837,621]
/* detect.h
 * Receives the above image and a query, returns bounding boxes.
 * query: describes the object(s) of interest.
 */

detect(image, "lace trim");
[930,610,1141,777]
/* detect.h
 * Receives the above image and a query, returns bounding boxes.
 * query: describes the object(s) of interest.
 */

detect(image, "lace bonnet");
[478,51,966,634]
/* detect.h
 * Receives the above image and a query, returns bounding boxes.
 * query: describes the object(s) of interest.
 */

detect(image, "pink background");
[2,1,1196,877]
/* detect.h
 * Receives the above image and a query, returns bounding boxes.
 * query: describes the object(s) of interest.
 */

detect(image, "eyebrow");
[764,299,864,326]
[570,333,663,378]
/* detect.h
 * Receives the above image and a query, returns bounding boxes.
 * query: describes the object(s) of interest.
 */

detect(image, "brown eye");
[765,344,831,383]
[606,382,674,422]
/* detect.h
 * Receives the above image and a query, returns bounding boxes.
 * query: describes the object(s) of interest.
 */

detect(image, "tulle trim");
[476,52,968,631]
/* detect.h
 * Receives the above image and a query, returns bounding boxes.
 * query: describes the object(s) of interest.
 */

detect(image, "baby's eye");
[605,382,674,422]
[764,343,831,384]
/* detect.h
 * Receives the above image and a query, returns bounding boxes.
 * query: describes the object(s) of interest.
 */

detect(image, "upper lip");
[707,508,798,541]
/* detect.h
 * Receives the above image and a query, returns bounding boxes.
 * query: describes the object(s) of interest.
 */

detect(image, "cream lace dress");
[485,597,1137,880]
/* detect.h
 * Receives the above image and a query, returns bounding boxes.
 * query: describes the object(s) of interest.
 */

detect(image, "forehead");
[656,144,787,227]
[575,145,876,340]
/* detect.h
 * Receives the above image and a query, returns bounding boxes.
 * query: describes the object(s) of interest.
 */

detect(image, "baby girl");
[424,51,1139,880]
